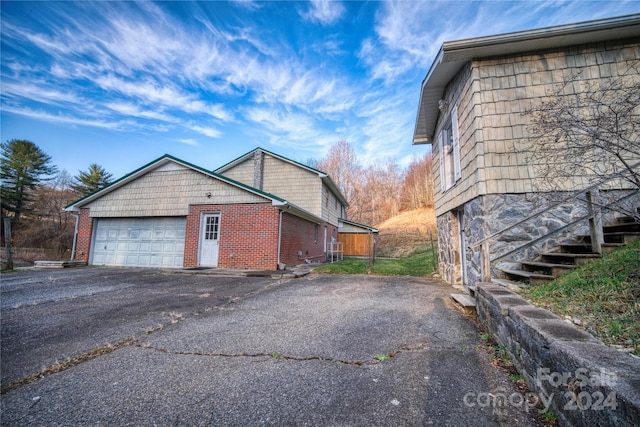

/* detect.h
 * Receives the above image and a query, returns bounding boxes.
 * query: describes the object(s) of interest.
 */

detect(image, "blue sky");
[2,1,639,179]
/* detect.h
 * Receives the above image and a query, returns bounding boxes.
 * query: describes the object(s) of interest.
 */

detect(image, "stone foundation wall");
[452,191,639,287]
[476,283,640,427]
[436,211,462,285]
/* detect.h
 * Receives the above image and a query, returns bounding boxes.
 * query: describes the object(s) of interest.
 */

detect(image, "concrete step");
[501,269,555,285]
[450,293,476,316]
[520,261,577,278]
[34,260,87,269]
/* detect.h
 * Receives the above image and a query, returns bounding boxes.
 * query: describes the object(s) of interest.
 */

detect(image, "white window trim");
[438,104,461,192]
[451,104,461,182]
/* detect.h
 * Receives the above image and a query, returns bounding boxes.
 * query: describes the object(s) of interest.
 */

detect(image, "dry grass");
[375,208,436,257]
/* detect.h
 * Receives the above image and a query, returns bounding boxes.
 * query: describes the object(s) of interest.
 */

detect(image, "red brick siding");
[185,203,280,270]
[279,213,337,267]
[72,203,334,271]
[74,208,93,263]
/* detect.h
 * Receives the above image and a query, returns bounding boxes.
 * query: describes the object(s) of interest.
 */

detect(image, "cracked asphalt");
[1,267,542,426]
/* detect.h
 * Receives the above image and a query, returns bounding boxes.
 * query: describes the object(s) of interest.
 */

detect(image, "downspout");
[277,204,291,270]
[70,212,80,261]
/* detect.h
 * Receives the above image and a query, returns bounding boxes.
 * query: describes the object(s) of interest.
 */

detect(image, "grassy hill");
[374,207,436,257]
[520,239,640,355]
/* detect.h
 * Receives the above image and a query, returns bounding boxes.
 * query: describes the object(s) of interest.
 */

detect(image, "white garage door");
[91,218,186,268]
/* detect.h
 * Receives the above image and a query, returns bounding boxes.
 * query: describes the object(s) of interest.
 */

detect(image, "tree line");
[313,140,433,226]
[1,139,113,261]
[1,138,434,263]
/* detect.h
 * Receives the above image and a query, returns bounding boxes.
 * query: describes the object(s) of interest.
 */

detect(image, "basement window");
[439,104,461,192]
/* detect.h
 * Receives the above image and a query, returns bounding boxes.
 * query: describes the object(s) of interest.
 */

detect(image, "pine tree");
[1,139,58,221]
[72,163,113,196]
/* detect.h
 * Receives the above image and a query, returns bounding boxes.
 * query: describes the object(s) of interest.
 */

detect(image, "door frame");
[198,212,221,267]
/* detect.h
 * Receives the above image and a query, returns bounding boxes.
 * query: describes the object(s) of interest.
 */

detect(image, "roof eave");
[412,13,640,145]
[64,154,285,211]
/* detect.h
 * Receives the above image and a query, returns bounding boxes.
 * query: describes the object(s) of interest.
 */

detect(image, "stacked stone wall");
[476,283,640,427]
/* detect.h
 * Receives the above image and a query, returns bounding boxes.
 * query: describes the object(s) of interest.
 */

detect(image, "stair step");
[540,252,601,265]
[450,293,476,316]
[560,243,624,254]
[501,269,555,285]
[579,232,640,244]
[615,216,636,224]
[604,222,640,233]
[520,261,577,278]
[492,278,529,292]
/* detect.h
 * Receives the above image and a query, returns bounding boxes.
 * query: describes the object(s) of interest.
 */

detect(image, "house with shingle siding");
[412,14,640,287]
[65,148,350,270]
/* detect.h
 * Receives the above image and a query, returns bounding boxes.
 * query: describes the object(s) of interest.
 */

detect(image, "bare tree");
[525,61,640,193]
[317,140,362,218]
[354,160,404,226]
[15,171,76,259]
[400,153,433,210]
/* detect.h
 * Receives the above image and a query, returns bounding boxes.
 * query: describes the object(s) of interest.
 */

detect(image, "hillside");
[374,207,437,257]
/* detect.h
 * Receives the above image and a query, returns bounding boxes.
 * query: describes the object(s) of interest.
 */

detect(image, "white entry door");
[199,214,220,267]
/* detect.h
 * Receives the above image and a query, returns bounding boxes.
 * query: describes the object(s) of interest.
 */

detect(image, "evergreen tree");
[72,163,113,196]
[1,139,58,221]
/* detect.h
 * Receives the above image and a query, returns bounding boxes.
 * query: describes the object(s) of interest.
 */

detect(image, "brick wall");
[185,203,280,270]
[74,202,332,271]
[279,213,337,267]
[74,208,93,263]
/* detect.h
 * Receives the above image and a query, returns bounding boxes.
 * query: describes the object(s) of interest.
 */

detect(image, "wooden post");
[3,217,13,271]
[586,190,603,255]
[481,242,491,282]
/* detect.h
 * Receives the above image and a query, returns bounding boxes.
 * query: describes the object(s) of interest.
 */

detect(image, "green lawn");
[519,239,640,355]
[314,245,438,276]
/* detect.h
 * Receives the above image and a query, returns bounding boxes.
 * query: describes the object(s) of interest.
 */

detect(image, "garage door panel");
[92,218,186,268]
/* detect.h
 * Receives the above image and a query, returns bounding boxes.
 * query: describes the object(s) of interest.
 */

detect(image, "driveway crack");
[134,340,439,367]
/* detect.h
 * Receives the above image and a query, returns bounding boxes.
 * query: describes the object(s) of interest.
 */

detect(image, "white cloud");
[187,124,222,139]
[178,138,199,147]
[0,105,129,130]
[301,0,346,25]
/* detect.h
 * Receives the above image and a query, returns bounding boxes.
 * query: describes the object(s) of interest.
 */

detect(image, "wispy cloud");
[2,0,639,177]
[178,138,200,147]
[301,0,346,25]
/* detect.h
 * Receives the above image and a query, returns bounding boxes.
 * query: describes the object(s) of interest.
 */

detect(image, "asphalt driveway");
[1,268,542,426]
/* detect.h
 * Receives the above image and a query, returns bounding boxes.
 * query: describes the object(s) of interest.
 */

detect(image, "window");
[205,215,219,240]
[439,104,461,191]
[314,224,319,243]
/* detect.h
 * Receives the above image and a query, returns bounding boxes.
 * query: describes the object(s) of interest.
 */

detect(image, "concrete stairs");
[450,215,639,315]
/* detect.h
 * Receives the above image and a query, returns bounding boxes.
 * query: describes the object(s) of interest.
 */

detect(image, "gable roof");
[339,218,379,233]
[413,13,640,145]
[65,153,327,224]
[215,147,349,207]
[64,154,287,211]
